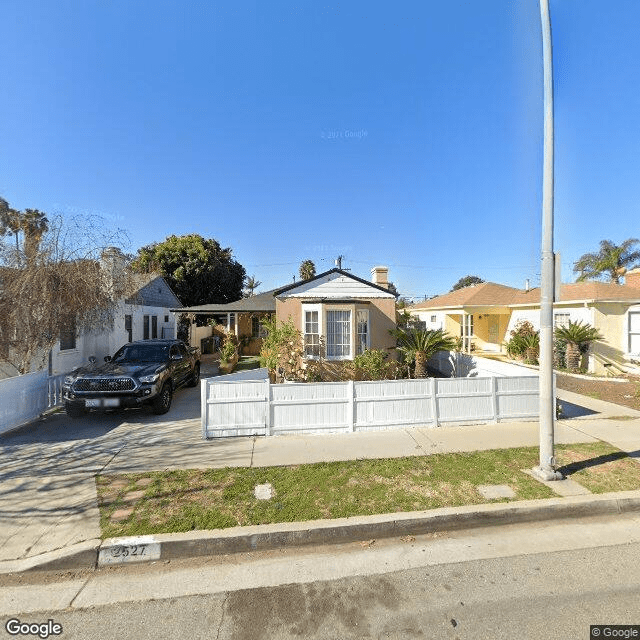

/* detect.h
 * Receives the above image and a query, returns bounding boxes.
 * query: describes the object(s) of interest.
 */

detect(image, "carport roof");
[171,289,278,314]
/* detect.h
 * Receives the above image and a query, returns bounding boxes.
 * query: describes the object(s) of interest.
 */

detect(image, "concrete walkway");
[1,383,639,573]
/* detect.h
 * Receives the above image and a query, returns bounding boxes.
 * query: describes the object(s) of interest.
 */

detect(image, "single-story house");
[49,271,183,375]
[408,268,640,375]
[0,248,182,378]
[172,266,398,360]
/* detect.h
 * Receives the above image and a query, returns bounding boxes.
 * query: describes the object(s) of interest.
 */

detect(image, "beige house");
[174,266,398,360]
[408,269,640,375]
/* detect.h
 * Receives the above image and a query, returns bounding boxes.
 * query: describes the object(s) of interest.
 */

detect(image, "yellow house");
[408,269,640,375]
[173,266,398,360]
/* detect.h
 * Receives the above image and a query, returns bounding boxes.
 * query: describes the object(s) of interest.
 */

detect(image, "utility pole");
[534,0,562,481]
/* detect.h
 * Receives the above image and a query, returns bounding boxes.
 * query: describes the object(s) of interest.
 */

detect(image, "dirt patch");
[557,373,640,411]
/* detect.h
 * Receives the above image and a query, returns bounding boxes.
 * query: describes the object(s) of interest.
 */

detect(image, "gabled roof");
[171,268,396,314]
[274,268,396,298]
[410,282,524,310]
[410,279,640,311]
[125,273,182,308]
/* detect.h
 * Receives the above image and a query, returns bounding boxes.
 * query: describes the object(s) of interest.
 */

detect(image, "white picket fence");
[0,372,66,435]
[201,368,540,438]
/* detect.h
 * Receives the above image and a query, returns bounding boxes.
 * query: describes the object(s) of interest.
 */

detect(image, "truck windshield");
[113,344,170,363]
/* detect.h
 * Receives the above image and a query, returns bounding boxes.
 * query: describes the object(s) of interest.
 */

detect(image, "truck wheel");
[65,403,85,418]
[152,382,172,415]
[187,363,200,387]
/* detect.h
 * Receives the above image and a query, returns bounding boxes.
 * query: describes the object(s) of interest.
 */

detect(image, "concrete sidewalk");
[1,387,639,573]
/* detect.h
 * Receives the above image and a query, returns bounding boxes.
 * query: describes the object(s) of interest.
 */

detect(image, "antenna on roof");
[335,255,343,269]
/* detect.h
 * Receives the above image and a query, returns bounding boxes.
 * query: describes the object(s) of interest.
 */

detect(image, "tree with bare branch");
[0,207,132,374]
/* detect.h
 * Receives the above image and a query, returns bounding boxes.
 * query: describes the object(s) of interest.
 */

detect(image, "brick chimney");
[625,268,640,288]
[371,265,389,289]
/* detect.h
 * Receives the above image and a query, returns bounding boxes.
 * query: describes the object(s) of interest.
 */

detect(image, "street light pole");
[534,0,562,481]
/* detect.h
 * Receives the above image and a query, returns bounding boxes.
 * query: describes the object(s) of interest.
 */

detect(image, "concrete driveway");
[0,360,257,566]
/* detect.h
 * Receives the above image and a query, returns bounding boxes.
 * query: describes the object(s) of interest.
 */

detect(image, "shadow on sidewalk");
[558,400,598,419]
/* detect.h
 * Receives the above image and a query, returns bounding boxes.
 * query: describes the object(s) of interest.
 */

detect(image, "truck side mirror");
[104,355,112,362]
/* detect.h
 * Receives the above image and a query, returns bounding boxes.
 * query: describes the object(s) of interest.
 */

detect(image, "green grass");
[234,356,261,372]
[555,441,640,494]
[96,442,640,539]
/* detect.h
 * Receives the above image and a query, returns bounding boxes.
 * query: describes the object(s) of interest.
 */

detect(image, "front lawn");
[96,441,640,539]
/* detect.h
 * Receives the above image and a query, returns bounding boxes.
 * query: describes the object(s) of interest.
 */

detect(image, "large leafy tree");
[391,327,457,378]
[299,259,316,281]
[573,239,640,284]
[451,275,484,291]
[132,234,246,307]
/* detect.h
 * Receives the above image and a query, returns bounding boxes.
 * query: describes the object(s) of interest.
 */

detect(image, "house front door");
[488,316,499,344]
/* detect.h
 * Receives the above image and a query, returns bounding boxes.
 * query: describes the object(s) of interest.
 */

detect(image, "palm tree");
[299,259,316,281]
[0,203,48,264]
[21,209,49,262]
[554,320,603,373]
[0,198,21,259]
[244,275,261,297]
[392,327,457,378]
[574,239,640,284]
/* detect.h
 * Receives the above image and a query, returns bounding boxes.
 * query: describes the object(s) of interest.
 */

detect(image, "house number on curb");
[98,541,161,565]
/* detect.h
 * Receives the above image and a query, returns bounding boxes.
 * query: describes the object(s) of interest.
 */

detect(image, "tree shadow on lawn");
[557,449,640,477]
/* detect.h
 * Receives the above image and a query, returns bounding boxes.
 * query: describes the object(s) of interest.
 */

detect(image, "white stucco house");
[48,271,182,375]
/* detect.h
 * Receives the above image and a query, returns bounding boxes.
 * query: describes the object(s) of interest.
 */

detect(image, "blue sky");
[1,1,639,301]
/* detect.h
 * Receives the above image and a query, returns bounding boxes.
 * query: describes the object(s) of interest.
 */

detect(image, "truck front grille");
[73,378,136,392]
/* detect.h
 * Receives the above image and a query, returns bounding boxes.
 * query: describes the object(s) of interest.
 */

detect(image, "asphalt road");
[3,514,640,640]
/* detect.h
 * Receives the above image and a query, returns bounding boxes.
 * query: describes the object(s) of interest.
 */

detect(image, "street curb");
[0,539,101,574]
[5,490,640,574]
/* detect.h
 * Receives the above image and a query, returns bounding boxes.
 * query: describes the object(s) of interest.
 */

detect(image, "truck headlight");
[64,375,77,385]
[139,373,160,384]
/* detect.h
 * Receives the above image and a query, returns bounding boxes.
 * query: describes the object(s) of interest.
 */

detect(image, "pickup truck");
[62,339,201,418]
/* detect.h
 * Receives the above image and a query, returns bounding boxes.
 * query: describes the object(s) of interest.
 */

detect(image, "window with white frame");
[554,313,570,329]
[629,311,640,355]
[356,309,369,355]
[430,315,436,323]
[327,310,351,359]
[304,309,320,357]
[460,315,473,336]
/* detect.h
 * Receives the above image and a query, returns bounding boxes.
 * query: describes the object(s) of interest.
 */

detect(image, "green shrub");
[220,336,237,364]
[352,349,402,381]
[505,320,539,363]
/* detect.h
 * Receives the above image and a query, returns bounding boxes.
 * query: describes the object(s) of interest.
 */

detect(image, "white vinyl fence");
[201,369,540,438]
[0,372,66,435]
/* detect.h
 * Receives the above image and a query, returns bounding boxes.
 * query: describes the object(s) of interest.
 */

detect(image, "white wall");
[506,306,594,335]
[190,325,213,349]
[50,301,177,375]
[410,310,446,331]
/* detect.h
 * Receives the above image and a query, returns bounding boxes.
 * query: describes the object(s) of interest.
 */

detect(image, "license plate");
[85,398,120,408]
